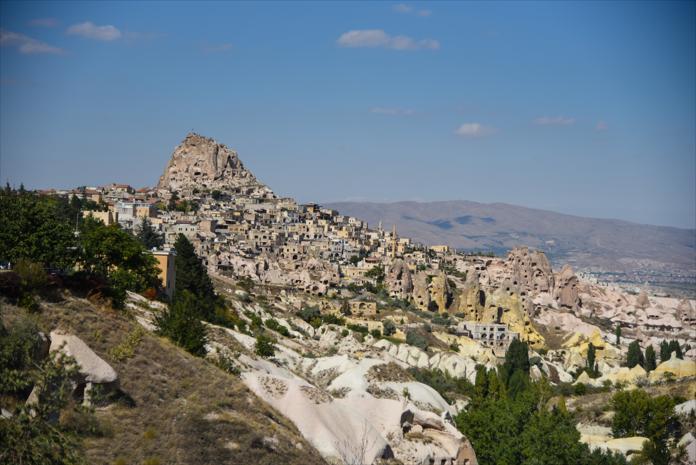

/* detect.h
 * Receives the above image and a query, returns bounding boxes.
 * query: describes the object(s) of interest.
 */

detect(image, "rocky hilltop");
[157,132,275,199]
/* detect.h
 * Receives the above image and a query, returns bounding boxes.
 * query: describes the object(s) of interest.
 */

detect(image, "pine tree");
[173,234,217,319]
[627,341,644,368]
[615,324,621,345]
[136,217,164,250]
[587,343,597,377]
[155,290,207,356]
[668,340,682,359]
[659,340,670,362]
[501,339,530,383]
[644,345,657,371]
[474,365,488,401]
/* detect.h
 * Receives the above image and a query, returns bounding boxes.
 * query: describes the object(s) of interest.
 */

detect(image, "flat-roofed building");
[152,250,176,298]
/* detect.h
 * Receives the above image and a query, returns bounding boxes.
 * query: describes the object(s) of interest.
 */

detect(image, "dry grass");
[4,297,326,465]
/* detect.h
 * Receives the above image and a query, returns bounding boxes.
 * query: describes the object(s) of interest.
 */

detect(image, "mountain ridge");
[324,200,696,286]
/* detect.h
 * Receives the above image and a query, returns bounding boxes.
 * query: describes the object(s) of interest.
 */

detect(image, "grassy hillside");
[1,296,326,465]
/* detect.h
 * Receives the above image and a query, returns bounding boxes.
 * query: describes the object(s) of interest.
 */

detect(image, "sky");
[1,1,695,229]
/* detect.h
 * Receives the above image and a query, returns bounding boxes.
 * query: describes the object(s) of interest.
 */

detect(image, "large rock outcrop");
[554,265,581,310]
[505,247,555,294]
[157,133,275,197]
[386,259,413,300]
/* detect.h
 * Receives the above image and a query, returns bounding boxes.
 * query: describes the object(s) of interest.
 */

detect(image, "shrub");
[212,351,241,376]
[573,383,587,396]
[298,306,321,323]
[347,323,368,335]
[264,318,290,337]
[370,329,382,338]
[244,310,263,329]
[383,319,396,337]
[406,330,428,351]
[108,326,145,361]
[255,334,275,357]
[322,313,345,326]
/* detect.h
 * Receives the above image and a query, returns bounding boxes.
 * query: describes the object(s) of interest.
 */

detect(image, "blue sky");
[1,1,694,229]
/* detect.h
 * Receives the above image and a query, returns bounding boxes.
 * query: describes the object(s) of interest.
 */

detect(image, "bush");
[573,383,587,396]
[409,367,474,403]
[321,313,345,326]
[108,326,145,361]
[383,319,396,337]
[298,306,321,323]
[255,334,275,357]
[406,330,428,351]
[347,323,368,335]
[264,318,290,337]
[244,310,263,329]
[370,329,382,338]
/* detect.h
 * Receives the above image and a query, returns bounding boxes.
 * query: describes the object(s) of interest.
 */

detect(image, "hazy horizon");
[1,1,694,228]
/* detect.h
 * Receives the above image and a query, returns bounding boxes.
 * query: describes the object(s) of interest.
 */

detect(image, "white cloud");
[393,3,413,13]
[370,107,415,116]
[0,30,63,54]
[393,4,431,16]
[337,29,439,51]
[29,18,59,28]
[67,22,121,41]
[455,123,495,137]
[595,120,608,131]
[533,116,576,126]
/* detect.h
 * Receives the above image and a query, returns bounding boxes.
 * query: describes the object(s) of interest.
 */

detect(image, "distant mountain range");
[325,200,696,282]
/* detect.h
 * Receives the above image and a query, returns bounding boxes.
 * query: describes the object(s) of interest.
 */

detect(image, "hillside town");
[17,133,695,465]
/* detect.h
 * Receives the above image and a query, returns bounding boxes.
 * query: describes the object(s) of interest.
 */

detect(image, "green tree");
[587,342,597,377]
[155,290,207,356]
[136,217,164,250]
[659,340,670,362]
[80,217,160,306]
[167,191,179,211]
[500,339,530,387]
[644,345,657,372]
[173,234,217,319]
[0,189,78,270]
[667,340,682,359]
[507,369,530,399]
[627,340,644,368]
[615,324,621,345]
[519,407,586,465]
[473,365,488,402]
[382,319,396,337]
[611,389,676,465]
[365,265,385,283]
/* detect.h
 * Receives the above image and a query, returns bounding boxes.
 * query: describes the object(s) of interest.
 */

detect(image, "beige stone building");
[152,250,176,298]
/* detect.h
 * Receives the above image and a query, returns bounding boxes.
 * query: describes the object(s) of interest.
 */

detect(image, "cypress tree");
[615,324,621,345]
[502,339,530,384]
[586,343,596,377]
[627,341,644,368]
[173,234,217,319]
[155,290,207,356]
[668,340,682,359]
[644,345,657,371]
[136,217,164,250]
[474,365,488,401]
[659,340,670,362]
